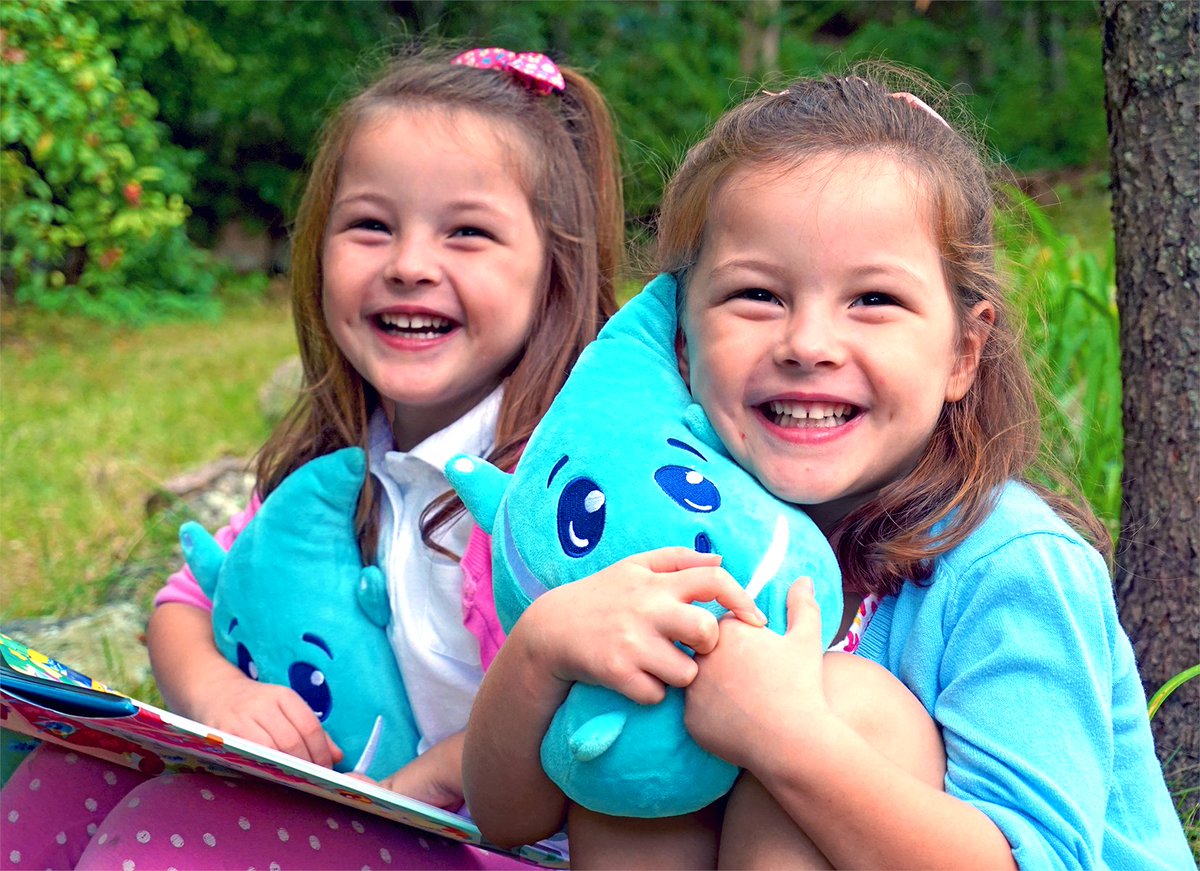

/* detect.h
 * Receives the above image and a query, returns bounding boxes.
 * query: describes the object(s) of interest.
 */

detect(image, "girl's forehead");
[719,152,924,203]
[703,152,935,241]
[352,104,533,186]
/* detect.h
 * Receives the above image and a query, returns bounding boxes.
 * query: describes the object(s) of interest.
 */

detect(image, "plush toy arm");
[179,521,227,599]
[444,454,509,534]
[357,566,391,629]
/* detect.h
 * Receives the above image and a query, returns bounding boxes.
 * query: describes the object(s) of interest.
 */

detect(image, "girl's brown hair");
[658,67,1109,597]
[256,47,623,559]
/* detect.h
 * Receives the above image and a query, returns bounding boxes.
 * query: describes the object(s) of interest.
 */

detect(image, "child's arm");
[377,730,466,810]
[462,547,767,847]
[687,578,1017,869]
[147,602,343,769]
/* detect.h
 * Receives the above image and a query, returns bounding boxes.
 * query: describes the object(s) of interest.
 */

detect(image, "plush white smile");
[765,400,857,428]
[375,312,455,339]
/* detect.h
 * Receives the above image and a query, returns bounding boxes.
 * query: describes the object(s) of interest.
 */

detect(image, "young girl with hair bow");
[2,45,623,870]
[463,67,1193,870]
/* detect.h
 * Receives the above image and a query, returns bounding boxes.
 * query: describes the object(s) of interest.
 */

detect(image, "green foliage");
[134,0,401,242]
[1149,665,1200,721]
[837,1,1106,170]
[0,0,227,321]
[1001,191,1122,538]
[100,1,1107,243]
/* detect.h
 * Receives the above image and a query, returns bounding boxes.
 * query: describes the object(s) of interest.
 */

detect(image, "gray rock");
[1,603,151,695]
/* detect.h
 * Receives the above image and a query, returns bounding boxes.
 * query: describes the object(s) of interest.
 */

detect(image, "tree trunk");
[1101,0,1200,791]
[738,0,781,79]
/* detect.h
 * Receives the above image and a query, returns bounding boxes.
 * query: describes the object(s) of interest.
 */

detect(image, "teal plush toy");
[179,447,420,780]
[445,273,843,818]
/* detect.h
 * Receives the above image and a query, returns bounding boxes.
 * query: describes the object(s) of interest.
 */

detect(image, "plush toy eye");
[655,466,721,513]
[235,642,259,681]
[557,477,606,557]
[289,662,332,722]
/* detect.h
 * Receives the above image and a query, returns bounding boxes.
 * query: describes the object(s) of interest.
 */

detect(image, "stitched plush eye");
[655,466,721,513]
[235,642,259,681]
[557,477,606,558]
[289,662,332,722]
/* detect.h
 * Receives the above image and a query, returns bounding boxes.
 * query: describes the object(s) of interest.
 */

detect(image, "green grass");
[0,292,296,619]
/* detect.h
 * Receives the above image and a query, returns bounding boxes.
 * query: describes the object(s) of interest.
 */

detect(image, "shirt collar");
[368,386,503,477]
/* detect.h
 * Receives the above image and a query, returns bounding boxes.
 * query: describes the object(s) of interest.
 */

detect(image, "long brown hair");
[658,66,1109,597]
[257,47,623,560]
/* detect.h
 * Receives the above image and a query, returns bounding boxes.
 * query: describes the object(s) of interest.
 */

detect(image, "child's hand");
[524,546,767,706]
[377,731,466,810]
[195,674,344,769]
[685,576,831,770]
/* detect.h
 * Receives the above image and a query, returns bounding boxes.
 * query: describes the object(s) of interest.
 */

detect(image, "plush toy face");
[180,448,418,780]
[447,273,843,818]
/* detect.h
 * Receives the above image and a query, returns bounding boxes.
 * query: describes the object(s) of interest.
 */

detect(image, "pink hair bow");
[452,47,565,96]
[890,91,952,130]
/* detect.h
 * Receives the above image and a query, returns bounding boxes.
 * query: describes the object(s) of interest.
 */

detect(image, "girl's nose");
[384,234,440,286]
[773,308,846,370]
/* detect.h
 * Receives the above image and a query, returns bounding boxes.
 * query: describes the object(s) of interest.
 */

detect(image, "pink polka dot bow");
[452,47,565,95]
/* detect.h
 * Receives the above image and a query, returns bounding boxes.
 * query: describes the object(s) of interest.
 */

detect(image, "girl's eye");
[350,218,389,233]
[733,288,780,305]
[451,226,494,240]
[855,291,898,307]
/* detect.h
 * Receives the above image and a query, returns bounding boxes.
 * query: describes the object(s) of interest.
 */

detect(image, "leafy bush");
[1001,191,1122,538]
[0,0,224,321]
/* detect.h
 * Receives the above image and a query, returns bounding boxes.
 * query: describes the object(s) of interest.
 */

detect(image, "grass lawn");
[1,291,296,620]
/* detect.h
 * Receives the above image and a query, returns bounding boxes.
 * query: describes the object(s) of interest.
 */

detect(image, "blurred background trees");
[2,0,1109,314]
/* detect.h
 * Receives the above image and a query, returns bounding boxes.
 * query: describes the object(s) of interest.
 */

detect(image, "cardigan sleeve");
[934,531,1116,870]
[152,494,262,611]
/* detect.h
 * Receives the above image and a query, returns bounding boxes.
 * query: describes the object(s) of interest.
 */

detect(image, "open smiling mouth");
[375,312,456,340]
[763,400,860,429]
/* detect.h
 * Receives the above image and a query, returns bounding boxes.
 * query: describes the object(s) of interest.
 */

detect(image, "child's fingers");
[668,565,768,628]
[275,696,339,768]
[632,546,724,573]
[612,641,703,702]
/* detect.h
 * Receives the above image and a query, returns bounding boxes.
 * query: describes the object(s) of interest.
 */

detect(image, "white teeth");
[376,312,453,337]
[767,401,854,428]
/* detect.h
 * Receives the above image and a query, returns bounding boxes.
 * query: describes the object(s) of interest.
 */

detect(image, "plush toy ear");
[356,565,391,629]
[444,454,509,534]
[594,272,680,366]
[179,521,226,599]
[684,403,731,458]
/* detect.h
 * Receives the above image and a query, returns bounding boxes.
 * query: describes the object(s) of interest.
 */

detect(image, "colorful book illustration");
[0,632,567,868]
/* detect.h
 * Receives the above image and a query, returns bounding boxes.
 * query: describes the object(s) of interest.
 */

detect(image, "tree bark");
[1101,0,1200,791]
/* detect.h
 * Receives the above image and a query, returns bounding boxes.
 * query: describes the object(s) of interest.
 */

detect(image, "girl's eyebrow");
[330,191,389,210]
[845,262,925,284]
[706,257,787,282]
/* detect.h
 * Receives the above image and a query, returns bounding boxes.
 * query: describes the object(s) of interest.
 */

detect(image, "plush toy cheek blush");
[447,273,843,818]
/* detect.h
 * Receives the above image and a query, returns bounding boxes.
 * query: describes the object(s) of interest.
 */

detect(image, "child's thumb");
[784,576,824,642]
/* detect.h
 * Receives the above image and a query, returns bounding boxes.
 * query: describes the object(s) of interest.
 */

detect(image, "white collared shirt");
[368,387,501,753]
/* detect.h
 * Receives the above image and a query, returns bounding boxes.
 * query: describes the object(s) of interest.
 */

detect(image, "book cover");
[0,632,567,868]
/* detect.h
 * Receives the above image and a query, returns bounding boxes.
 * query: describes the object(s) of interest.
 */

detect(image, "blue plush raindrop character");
[445,273,843,818]
[180,447,419,780]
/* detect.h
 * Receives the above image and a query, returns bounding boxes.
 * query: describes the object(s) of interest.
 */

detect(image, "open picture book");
[0,632,567,868]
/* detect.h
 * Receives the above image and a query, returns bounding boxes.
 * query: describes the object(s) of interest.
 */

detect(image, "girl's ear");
[676,327,691,388]
[946,301,995,402]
